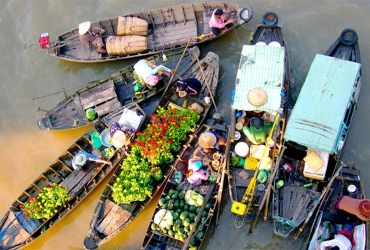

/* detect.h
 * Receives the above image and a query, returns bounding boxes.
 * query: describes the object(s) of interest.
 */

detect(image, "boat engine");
[39,33,50,49]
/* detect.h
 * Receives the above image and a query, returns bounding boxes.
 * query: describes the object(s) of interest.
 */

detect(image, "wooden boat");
[40,2,252,63]
[83,51,219,249]
[272,29,362,237]
[141,122,230,250]
[307,163,368,250]
[0,103,146,250]
[227,12,290,231]
[37,46,200,131]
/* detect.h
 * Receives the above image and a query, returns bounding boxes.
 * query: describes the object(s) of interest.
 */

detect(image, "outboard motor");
[39,33,50,49]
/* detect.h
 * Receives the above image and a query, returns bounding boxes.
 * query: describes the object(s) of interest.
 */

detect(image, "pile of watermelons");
[151,187,212,247]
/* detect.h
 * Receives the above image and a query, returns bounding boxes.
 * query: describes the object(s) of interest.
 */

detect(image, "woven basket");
[106,36,148,56]
[117,16,148,36]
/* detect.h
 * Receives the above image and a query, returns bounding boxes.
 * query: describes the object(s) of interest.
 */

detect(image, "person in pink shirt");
[209,9,234,36]
[186,159,210,186]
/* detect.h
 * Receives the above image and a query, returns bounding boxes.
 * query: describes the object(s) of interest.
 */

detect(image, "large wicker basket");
[116,16,148,36]
[106,36,148,56]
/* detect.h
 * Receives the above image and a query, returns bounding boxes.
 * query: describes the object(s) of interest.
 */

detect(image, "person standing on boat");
[133,59,173,91]
[79,21,107,53]
[209,9,234,36]
[72,150,111,173]
[242,117,273,145]
[175,78,202,97]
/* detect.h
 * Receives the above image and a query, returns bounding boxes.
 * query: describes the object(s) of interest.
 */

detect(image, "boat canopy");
[284,54,361,153]
[232,44,285,114]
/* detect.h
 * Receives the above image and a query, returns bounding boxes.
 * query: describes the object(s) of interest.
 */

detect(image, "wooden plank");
[81,87,117,110]
[94,98,122,116]
[15,211,40,234]
[60,162,96,196]
[96,203,120,234]
[101,207,131,235]
[73,95,85,119]
[79,80,114,100]
[100,200,116,219]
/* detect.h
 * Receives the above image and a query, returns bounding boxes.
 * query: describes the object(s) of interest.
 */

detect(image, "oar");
[158,33,213,104]
[158,40,191,105]
[294,163,345,239]
[249,144,286,233]
[193,53,218,112]
[240,114,280,216]
[215,128,231,225]
[33,82,92,100]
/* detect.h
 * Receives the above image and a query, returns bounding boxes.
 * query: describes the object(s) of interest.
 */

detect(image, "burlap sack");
[117,16,148,36]
[106,36,148,56]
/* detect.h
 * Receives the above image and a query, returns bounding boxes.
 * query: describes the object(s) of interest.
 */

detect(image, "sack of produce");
[117,16,148,36]
[185,190,204,207]
[106,36,148,56]
[154,209,173,229]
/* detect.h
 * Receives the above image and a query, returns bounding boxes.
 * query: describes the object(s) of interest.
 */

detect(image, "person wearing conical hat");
[72,150,111,173]
[242,116,273,145]
[198,130,226,156]
[79,21,107,53]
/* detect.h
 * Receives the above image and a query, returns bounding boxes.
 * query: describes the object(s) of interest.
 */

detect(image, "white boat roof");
[232,44,285,114]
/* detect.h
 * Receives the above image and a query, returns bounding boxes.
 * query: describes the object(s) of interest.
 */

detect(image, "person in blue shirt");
[72,150,111,173]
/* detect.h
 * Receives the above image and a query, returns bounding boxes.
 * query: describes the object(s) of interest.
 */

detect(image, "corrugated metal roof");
[284,54,361,153]
[232,45,285,114]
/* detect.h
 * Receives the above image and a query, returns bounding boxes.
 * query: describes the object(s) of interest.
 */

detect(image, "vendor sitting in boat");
[79,21,106,53]
[186,159,210,186]
[72,150,111,173]
[209,8,234,36]
[134,59,173,91]
[198,130,226,156]
[242,116,273,145]
[175,78,202,97]
[336,196,370,221]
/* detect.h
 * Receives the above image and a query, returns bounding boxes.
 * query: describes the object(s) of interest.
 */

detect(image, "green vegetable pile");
[111,148,154,204]
[150,187,212,245]
[104,146,115,158]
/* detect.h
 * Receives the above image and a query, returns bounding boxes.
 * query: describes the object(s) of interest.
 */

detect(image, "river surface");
[1,0,370,249]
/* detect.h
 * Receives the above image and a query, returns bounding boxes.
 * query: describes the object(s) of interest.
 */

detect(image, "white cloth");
[134,59,171,82]
[320,234,352,250]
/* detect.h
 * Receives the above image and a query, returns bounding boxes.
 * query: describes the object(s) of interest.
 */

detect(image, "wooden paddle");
[193,53,218,112]
[294,163,345,239]
[215,127,231,225]
[158,40,192,104]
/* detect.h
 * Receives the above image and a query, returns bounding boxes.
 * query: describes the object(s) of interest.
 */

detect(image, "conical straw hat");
[79,21,91,35]
[247,87,267,106]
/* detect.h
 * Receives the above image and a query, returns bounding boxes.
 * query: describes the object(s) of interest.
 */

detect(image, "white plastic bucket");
[235,142,249,158]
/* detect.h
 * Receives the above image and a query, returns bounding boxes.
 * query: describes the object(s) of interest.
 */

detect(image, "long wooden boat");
[227,12,290,231]
[37,46,200,131]
[272,29,362,237]
[141,122,230,250]
[40,2,252,63]
[83,51,219,249]
[0,103,146,250]
[307,163,368,250]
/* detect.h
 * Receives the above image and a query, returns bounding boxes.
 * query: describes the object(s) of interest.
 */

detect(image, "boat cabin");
[284,54,361,179]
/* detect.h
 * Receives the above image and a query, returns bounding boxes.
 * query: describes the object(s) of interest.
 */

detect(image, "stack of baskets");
[106,16,148,56]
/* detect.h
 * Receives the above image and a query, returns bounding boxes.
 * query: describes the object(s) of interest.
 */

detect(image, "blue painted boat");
[272,29,362,238]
